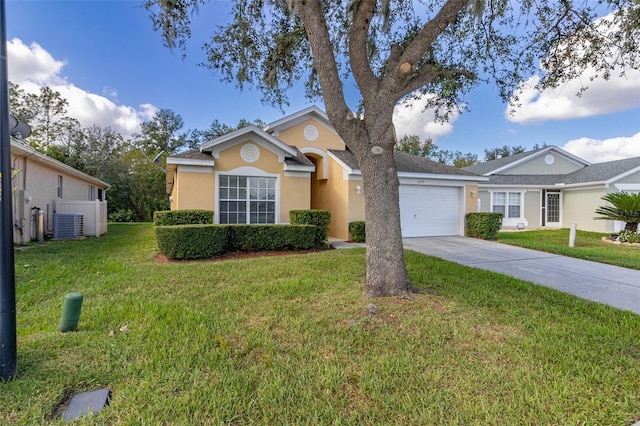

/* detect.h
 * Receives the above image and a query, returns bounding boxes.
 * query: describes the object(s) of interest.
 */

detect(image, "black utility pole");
[0,0,17,381]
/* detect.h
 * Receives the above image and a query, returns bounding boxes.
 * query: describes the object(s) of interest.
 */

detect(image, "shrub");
[466,212,503,240]
[618,230,640,243]
[290,209,331,247]
[228,225,316,251]
[155,224,316,260]
[155,225,228,259]
[153,210,214,226]
[348,221,366,242]
[109,209,136,223]
[595,192,640,232]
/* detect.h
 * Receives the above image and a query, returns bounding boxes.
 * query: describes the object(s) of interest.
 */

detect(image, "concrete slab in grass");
[63,388,110,422]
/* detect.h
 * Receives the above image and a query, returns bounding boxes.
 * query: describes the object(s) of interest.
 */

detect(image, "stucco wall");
[281,175,311,223]
[465,185,479,213]
[524,190,541,228]
[310,157,352,239]
[274,118,345,152]
[174,166,215,210]
[21,156,98,202]
[562,187,610,232]
[504,154,583,175]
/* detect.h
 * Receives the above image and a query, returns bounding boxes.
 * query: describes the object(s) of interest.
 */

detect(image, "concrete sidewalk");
[402,236,640,315]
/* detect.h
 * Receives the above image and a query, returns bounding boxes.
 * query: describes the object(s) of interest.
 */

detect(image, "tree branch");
[296,0,354,129]
[381,0,474,100]
[348,0,379,97]
[401,0,471,65]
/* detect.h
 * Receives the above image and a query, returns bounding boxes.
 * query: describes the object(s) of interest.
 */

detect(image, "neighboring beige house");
[464,146,640,233]
[10,138,110,244]
[166,107,482,240]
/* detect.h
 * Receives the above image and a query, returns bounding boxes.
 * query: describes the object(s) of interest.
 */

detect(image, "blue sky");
[5,0,640,162]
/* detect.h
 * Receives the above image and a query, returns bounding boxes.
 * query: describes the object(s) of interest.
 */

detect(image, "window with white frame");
[492,191,522,218]
[219,175,276,224]
[88,185,96,201]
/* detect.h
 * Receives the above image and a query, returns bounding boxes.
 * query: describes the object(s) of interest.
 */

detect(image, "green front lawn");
[497,228,640,270]
[2,223,640,424]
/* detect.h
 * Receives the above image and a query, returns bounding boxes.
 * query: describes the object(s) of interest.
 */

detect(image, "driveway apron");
[402,236,640,315]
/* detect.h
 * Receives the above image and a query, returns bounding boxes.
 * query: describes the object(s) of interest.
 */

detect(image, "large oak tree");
[145,0,639,298]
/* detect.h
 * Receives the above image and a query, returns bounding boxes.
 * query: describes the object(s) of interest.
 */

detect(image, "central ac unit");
[53,213,84,239]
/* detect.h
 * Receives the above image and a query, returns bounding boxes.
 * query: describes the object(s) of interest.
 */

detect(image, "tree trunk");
[347,115,412,299]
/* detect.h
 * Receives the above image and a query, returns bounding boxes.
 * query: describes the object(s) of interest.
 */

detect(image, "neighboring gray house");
[464,146,640,233]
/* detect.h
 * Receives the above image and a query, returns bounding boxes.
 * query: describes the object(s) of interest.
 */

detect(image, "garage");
[399,185,461,237]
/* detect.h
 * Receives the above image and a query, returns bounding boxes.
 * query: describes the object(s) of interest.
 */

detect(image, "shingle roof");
[481,157,640,186]
[330,149,480,177]
[563,157,640,184]
[284,147,315,167]
[170,150,213,160]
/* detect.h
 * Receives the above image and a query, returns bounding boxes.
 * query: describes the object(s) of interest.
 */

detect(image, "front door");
[544,191,561,227]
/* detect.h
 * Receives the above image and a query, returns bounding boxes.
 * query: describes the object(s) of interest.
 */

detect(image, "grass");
[1,223,640,424]
[497,228,640,270]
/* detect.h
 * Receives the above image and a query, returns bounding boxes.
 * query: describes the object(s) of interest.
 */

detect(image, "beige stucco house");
[464,146,640,233]
[10,138,110,244]
[166,107,482,240]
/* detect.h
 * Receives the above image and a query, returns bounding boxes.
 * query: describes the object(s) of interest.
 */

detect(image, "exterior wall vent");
[53,213,84,240]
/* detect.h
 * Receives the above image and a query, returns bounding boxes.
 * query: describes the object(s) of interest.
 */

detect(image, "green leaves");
[595,191,640,232]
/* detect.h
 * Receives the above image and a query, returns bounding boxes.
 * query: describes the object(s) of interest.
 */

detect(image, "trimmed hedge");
[228,225,316,251]
[153,210,214,226]
[155,225,228,260]
[155,224,316,260]
[348,221,366,242]
[289,209,331,247]
[466,212,503,240]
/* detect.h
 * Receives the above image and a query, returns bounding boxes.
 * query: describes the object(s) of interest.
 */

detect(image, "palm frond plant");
[595,192,640,232]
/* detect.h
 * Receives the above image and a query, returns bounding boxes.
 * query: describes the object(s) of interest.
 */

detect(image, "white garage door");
[399,185,461,237]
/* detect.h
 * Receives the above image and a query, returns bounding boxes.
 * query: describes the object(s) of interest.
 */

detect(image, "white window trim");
[215,167,280,224]
[490,190,528,228]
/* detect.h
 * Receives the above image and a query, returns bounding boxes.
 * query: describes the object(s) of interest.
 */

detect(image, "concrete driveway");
[402,236,640,315]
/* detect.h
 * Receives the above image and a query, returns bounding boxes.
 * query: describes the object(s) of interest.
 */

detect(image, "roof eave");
[166,157,215,167]
[11,139,110,189]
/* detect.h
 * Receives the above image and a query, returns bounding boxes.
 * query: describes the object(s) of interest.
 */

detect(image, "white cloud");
[7,38,155,138]
[393,94,460,140]
[7,38,65,85]
[507,70,640,124]
[562,132,640,163]
[507,9,640,124]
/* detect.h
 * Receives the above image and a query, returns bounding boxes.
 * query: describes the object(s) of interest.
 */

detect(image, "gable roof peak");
[463,145,590,176]
[264,105,338,137]
[199,124,298,158]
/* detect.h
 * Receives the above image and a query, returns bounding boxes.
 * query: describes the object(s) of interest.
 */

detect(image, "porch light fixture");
[470,189,476,198]
[356,185,362,195]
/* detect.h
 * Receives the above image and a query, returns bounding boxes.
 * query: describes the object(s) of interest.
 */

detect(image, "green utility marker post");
[58,293,84,332]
